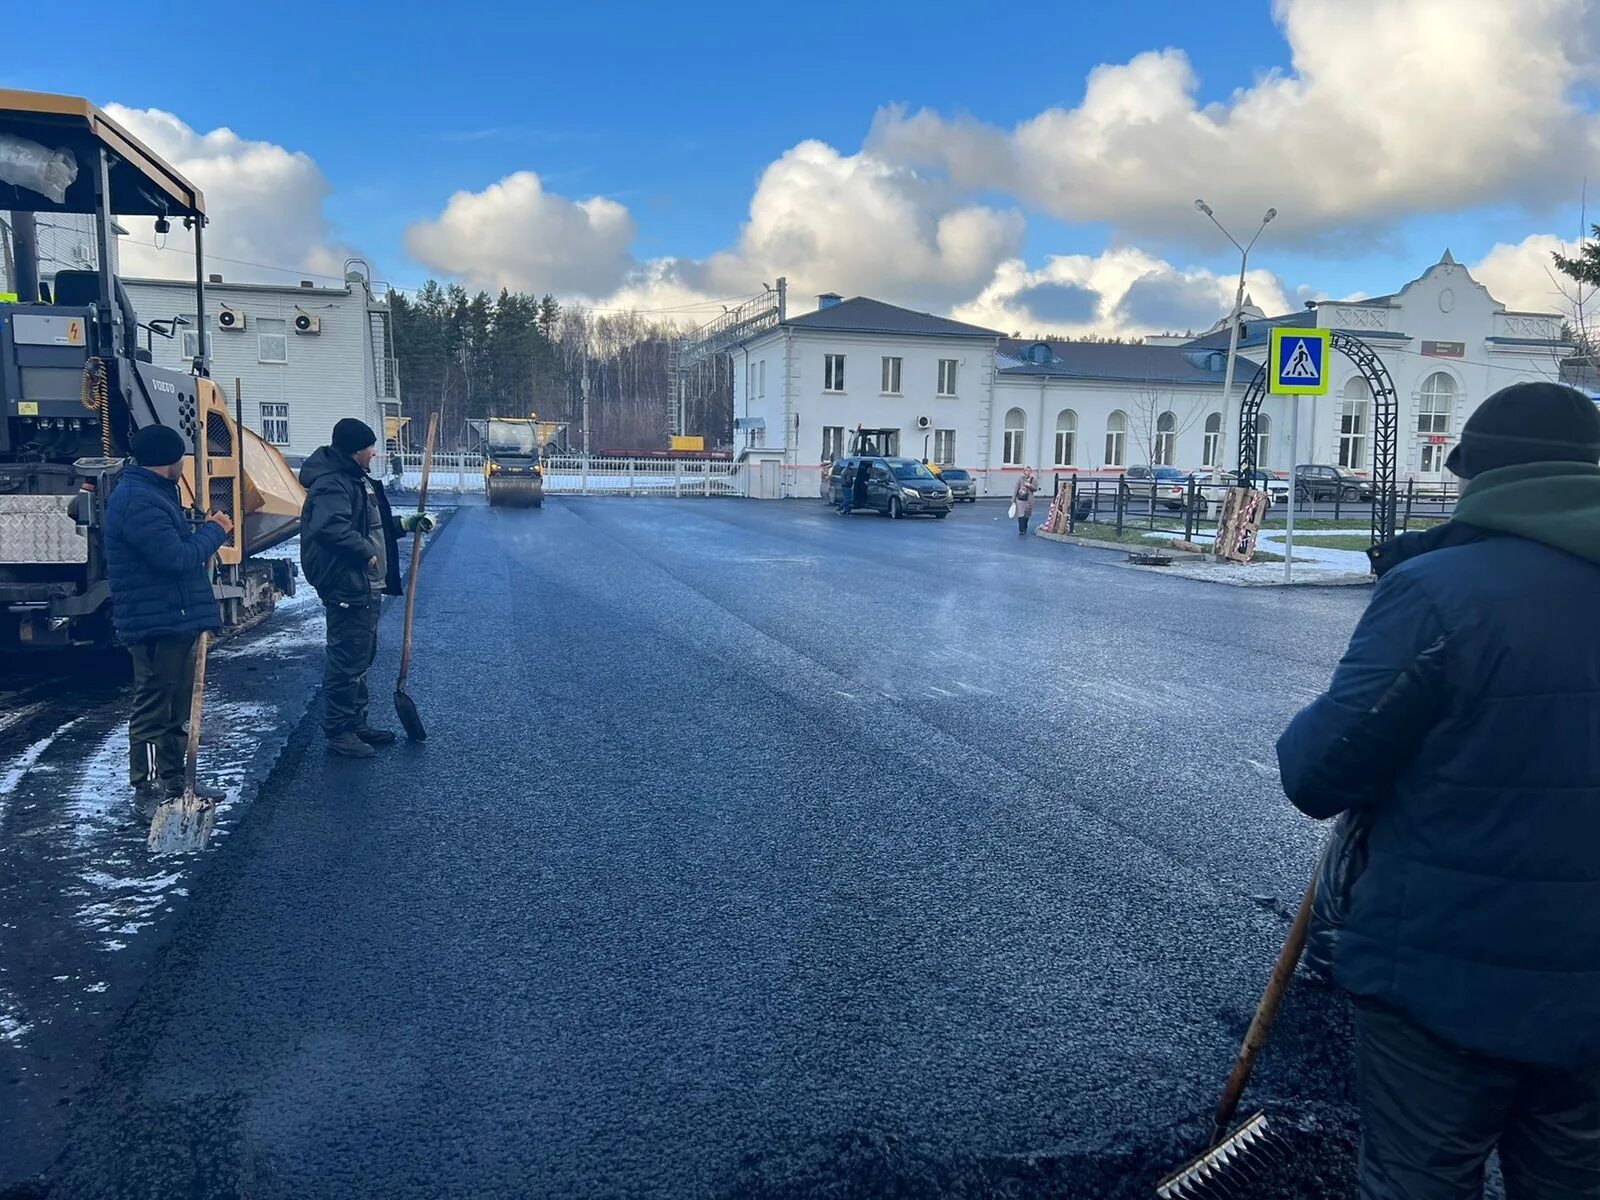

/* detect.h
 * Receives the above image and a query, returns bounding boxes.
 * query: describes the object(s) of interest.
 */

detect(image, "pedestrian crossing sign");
[1269,327,1331,395]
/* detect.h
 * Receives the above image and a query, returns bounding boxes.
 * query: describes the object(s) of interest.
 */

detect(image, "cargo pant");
[127,632,199,792]
[322,595,382,738]
[1354,998,1600,1199]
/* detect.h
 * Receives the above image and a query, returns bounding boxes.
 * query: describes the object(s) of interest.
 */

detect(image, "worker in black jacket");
[299,420,433,758]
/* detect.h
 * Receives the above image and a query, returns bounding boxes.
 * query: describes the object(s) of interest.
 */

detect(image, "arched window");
[1105,410,1128,468]
[1202,412,1222,467]
[1003,407,1026,466]
[1154,411,1177,466]
[1054,409,1077,467]
[1255,414,1272,469]
[1339,375,1370,470]
[1418,372,1456,476]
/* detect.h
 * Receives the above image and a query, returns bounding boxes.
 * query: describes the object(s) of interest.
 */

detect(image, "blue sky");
[5,0,1595,333]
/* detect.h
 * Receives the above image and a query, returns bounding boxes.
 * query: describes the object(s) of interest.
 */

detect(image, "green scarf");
[1452,461,1600,565]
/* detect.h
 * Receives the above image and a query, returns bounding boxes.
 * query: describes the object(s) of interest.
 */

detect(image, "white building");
[123,269,401,464]
[733,254,1572,495]
[732,294,1004,495]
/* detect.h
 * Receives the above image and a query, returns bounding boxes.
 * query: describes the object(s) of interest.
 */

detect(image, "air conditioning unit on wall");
[217,306,246,330]
[916,415,932,430]
[293,312,321,335]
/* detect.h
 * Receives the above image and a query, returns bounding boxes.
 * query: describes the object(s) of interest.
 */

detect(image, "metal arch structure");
[671,279,786,440]
[1237,330,1400,545]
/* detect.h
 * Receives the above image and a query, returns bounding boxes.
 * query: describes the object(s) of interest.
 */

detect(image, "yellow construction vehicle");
[483,417,544,508]
[0,90,303,647]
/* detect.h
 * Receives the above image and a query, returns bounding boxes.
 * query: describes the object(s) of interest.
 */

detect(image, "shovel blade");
[395,686,427,741]
[146,792,218,855]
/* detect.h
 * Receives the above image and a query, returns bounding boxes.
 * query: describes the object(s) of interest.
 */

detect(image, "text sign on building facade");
[1269,327,1331,395]
[1422,340,1466,358]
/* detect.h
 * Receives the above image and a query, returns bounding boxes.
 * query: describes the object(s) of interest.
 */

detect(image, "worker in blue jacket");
[104,425,234,809]
[1278,382,1600,1198]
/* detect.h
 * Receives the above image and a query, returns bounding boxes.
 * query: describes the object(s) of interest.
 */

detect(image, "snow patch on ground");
[0,719,81,821]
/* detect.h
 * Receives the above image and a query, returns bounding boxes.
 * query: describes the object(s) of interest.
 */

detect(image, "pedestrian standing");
[838,461,856,516]
[1277,381,1600,1199]
[104,425,234,809]
[1012,468,1037,535]
[299,420,433,759]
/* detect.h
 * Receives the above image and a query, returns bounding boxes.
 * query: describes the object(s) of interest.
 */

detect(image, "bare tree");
[1129,379,1209,468]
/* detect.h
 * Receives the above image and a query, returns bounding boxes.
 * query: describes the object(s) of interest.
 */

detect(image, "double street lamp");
[1195,200,1276,482]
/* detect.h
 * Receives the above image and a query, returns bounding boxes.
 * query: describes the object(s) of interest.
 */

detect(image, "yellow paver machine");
[0,89,302,647]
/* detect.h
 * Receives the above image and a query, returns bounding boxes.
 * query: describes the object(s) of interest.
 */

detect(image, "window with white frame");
[1256,414,1272,468]
[1054,409,1077,466]
[1002,407,1026,466]
[257,317,288,364]
[179,315,212,363]
[824,354,845,392]
[822,425,845,461]
[1339,376,1370,469]
[937,359,958,397]
[1202,412,1222,467]
[1105,410,1128,468]
[933,429,955,464]
[880,356,902,394]
[1154,411,1177,466]
[1418,372,1454,434]
[758,360,766,398]
[260,402,290,446]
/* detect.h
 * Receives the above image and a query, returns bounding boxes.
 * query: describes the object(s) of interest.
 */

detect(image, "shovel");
[147,632,218,854]
[394,412,439,741]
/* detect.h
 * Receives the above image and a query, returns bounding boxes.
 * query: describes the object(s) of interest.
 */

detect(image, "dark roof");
[781,296,1002,339]
[996,338,1241,384]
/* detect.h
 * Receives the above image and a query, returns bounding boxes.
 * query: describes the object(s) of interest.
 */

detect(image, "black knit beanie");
[1445,382,1600,479]
[332,418,378,456]
[131,424,186,468]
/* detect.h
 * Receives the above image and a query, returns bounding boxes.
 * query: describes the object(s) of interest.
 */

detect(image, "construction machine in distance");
[0,90,303,649]
[483,417,545,508]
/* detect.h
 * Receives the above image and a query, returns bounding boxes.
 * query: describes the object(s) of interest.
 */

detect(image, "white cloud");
[105,105,352,283]
[685,140,1024,309]
[869,0,1600,244]
[951,248,1292,339]
[405,171,636,298]
[1470,233,1579,313]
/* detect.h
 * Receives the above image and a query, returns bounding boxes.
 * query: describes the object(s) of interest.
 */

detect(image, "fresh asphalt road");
[32,498,1373,1199]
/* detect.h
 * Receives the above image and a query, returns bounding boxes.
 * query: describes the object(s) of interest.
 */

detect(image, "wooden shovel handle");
[1208,850,1324,1146]
[396,413,439,687]
[183,632,209,794]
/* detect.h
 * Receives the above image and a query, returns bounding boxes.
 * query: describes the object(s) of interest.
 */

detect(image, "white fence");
[393,452,740,497]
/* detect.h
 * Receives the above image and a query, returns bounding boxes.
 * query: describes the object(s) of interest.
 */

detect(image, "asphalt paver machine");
[0,90,302,648]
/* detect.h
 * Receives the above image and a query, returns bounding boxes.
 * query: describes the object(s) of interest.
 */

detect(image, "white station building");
[732,253,1572,497]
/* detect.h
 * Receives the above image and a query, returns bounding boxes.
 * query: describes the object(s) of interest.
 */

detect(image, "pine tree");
[1554,226,1600,286]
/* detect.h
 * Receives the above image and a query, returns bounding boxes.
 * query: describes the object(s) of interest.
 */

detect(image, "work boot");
[327,732,377,759]
[164,779,227,801]
[132,782,162,818]
[355,726,397,746]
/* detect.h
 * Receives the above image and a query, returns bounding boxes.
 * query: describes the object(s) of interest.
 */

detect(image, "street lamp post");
[1195,200,1276,483]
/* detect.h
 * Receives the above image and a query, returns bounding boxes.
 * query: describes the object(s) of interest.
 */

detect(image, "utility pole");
[581,362,591,496]
[1195,200,1276,482]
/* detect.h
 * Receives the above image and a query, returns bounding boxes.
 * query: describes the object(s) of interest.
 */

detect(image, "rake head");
[1155,1113,1282,1199]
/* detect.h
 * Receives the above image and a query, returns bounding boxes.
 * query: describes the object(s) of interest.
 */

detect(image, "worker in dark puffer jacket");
[104,425,234,809]
[299,419,432,759]
[1278,381,1600,1198]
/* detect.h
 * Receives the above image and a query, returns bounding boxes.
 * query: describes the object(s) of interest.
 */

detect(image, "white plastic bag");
[0,135,78,205]
[1007,501,1017,519]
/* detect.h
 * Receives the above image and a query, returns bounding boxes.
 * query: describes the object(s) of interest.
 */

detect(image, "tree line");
[387,282,732,454]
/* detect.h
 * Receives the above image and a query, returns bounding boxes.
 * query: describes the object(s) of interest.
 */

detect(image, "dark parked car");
[1294,464,1374,503]
[830,456,953,518]
[938,467,977,502]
